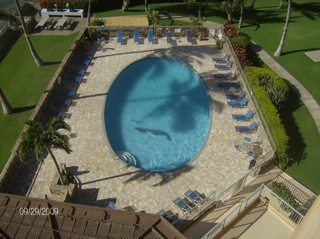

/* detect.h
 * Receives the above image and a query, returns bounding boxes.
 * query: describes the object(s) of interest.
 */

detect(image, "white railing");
[201,184,304,239]
[260,185,304,225]
[202,185,263,239]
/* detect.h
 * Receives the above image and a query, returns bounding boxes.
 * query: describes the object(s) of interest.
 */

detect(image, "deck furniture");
[212,53,229,63]
[226,90,246,100]
[35,16,49,29]
[227,97,248,108]
[232,109,254,121]
[41,8,84,18]
[54,17,68,30]
[235,121,258,133]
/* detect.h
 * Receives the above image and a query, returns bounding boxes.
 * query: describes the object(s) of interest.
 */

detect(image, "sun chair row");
[172,189,207,213]
[116,29,194,45]
[45,51,94,119]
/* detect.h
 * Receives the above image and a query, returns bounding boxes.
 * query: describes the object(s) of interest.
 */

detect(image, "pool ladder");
[115,151,137,167]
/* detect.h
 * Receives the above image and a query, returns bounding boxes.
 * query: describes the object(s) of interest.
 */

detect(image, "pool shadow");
[123,164,194,186]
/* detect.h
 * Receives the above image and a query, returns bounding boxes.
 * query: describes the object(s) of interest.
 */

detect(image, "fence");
[273,175,315,205]
[260,185,304,225]
[201,184,304,239]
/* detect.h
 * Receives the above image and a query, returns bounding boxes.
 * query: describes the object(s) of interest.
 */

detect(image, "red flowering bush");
[232,42,252,68]
[223,23,238,38]
[39,0,83,9]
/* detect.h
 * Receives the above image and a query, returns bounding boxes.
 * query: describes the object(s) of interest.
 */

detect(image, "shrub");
[223,23,238,38]
[189,16,206,25]
[258,72,289,109]
[146,9,160,25]
[232,42,252,68]
[245,67,289,169]
[90,18,105,26]
[231,35,251,49]
[268,182,299,209]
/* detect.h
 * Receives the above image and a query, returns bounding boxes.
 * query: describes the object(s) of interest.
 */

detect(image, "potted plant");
[215,37,225,49]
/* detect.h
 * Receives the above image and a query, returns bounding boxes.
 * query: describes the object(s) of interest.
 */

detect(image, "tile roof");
[0,193,186,239]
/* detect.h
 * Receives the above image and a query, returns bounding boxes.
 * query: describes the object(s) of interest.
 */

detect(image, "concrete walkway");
[250,42,320,133]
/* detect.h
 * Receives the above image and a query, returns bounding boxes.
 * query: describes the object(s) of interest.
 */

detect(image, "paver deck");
[11,36,272,215]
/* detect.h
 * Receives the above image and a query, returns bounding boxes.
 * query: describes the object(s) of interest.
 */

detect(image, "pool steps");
[115,151,137,167]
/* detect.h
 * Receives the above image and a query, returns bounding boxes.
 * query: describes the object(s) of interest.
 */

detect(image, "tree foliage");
[18,118,72,185]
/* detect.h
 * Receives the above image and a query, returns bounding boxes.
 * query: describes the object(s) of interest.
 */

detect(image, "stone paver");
[11,36,272,215]
[250,42,320,133]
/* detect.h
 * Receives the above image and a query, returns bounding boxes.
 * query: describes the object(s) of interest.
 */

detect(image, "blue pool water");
[104,58,210,171]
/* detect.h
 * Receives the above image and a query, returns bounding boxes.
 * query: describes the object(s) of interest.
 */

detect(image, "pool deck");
[14,37,272,214]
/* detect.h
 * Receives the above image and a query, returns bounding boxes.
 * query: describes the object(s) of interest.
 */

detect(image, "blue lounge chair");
[226,90,246,100]
[234,144,241,151]
[117,30,123,44]
[215,60,232,69]
[73,58,90,66]
[54,87,76,97]
[187,30,193,43]
[134,30,140,44]
[227,97,248,108]
[75,54,93,61]
[232,109,254,121]
[213,70,234,80]
[148,29,154,43]
[107,202,116,209]
[65,68,86,76]
[63,75,82,83]
[246,151,255,157]
[184,190,205,204]
[45,108,65,118]
[173,197,193,212]
[217,82,240,89]
[166,31,173,44]
[54,98,72,107]
[244,136,252,142]
[97,33,105,43]
[157,209,173,223]
[212,53,229,63]
[235,121,258,133]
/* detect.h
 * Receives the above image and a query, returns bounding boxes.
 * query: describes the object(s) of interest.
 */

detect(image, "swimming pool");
[104,58,210,171]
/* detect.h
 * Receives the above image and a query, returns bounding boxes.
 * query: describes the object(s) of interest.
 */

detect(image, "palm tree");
[238,0,247,28]
[221,0,237,22]
[184,0,195,12]
[14,0,43,66]
[0,88,13,114]
[274,0,291,57]
[18,118,72,185]
[249,0,256,10]
[198,0,203,18]
[87,0,92,26]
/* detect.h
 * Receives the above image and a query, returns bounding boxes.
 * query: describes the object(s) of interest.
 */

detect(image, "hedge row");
[245,67,289,169]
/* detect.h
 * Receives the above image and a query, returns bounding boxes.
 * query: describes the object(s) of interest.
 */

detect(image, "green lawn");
[236,0,320,104]
[0,33,78,171]
[232,0,320,193]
